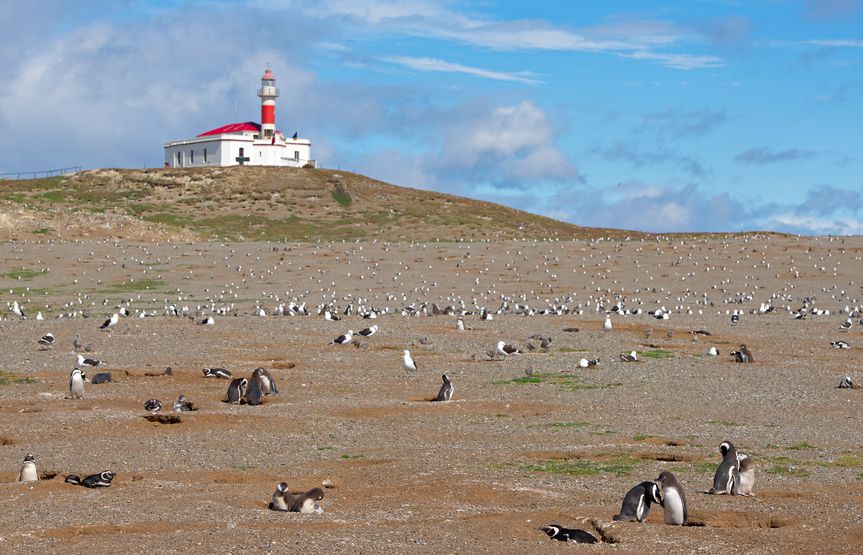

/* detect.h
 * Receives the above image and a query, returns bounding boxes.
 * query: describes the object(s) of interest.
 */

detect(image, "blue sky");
[1,0,861,234]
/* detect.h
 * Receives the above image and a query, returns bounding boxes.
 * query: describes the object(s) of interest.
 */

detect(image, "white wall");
[164,135,314,168]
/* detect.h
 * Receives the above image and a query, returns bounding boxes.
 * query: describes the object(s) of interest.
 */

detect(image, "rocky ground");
[0,235,861,553]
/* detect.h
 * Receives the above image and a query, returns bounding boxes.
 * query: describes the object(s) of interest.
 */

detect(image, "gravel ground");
[0,235,862,553]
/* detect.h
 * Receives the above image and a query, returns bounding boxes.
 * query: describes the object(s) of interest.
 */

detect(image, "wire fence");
[0,166,81,180]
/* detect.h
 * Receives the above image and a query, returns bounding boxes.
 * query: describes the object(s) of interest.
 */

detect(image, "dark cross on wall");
[235,155,250,166]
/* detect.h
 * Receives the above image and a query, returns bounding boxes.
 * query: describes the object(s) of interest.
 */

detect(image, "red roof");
[197,122,261,137]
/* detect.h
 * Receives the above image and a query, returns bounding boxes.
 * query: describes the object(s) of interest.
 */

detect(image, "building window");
[239,147,244,157]
[204,148,208,163]
[294,151,300,161]
[190,150,194,164]
[176,151,181,167]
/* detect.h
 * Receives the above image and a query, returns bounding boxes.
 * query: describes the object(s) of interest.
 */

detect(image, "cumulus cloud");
[795,184,863,216]
[590,142,708,178]
[802,0,863,20]
[734,147,819,165]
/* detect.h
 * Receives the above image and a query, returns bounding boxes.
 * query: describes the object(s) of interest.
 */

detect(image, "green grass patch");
[786,443,817,451]
[103,278,166,293]
[36,190,67,202]
[493,373,620,391]
[330,181,352,207]
[3,268,41,280]
[590,429,617,436]
[0,372,37,385]
[558,347,589,353]
[31,228,53,235]
[638,349,674,359]
[523,454,639,476]
[547,421,591,429]
[633,433,655,441]
[764,465,810,478]
[817,454,863,468]
[3,287,52,296]
[340,453,364,460]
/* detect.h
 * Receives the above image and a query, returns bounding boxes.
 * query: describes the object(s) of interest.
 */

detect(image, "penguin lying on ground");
[540,524,598,543]
[268,482,324,513]
[65,471,115,488]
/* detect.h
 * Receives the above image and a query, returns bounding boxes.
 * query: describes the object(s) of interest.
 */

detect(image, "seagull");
[603,315,612,331]
[172,394,195,412]
[578,358,600,368]
[402,350,418,371]
[708,347,719,356]
[839,319,852,332]
[323,309,340,321]
[331,330,353,345]
[357,325,378,337]
[35,312,44,321]
[497,340,521,356]
[619,351,637,362]
[12,301,26,319]
[200,315,215,325]
[76,353,103,367]
[38,333,55,347]
[100,313,119,329]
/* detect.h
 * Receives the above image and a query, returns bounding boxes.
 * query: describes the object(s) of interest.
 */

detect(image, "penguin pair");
[432,374,454,402]
[65,470,115,488]
[729,344,754,363]
[710,441,755,496]
[225,368,278,405]
[269,482,325,514]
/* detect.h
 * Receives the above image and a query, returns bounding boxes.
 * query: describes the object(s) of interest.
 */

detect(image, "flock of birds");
[5,234,862,545]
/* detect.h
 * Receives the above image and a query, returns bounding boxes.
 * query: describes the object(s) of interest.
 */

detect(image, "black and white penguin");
[331,330,353,345]
[172,394,195,412]
[839,319,853,332]
[838,376,859,389]
[18,453,38,483]
[269,482,294,511]
[496,340,521,356]
[100,313,119,330]
[710,440,741,495]
[69,368,86,399]
[737,453,756,496]
[613,481,661,522]
[225,378,248,404]
[730,344,754,363]
[831,340,851,349]
[357,325,378,337]
[433,374,454,402]
[540,524,598,544]
[76,354,103,367]
[90,372,112,384]
[656,471,688,525]
[731,313,740,325]
[38,333,55,347]
[245,375,264,406]
[200,315,215,326]
[291,487,325,514]
[251,367,278,395]
[80,471,115,488]
[202,367,232,379]
[144,399,162,413]
[64,475,81,485]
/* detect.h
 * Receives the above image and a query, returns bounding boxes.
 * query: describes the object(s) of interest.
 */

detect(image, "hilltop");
[0,167,636,242]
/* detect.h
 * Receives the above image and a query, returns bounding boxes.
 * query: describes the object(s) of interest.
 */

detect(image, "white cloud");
[384,56,542,84]
[806,39,863,48]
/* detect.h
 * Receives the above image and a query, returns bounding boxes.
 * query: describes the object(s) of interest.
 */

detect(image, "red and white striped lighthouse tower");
[257,67,278,139]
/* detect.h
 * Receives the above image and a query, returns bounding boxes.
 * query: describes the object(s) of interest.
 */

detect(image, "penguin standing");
[433,374,454,402]
[737,453,756,496]
[251,367,278,395]
[245,375,264,406]
[656,471,688,525]
[613,481,661,522]
[18,453,38,483]
[540,524,598,544]
[710,440,741,495]
[225,378,248,404]
[69,368,86,399]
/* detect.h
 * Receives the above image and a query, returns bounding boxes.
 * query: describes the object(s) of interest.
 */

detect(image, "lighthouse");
[163,67,314,168]
[258,68,278,140]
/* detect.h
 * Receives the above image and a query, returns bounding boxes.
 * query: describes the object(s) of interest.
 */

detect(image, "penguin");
[603,315,613,331]
[540,524,598,544]
[291,487,325,513]
[433,374,454,402]
[144,399,162,413]
[100,313,119,329]
[357,325,378,337]
[619,351,637,362]
[656,471,688,525]
[80,471,115,488]
[65,475,82,485]
[613,481,661,522]
[838,376,859,389]
[18,453,38,483]
[245,375,264,406]
[225,378,248,404]
[402,350,418,371]
[76,354,103,367]
[739,344,754,362]
[496,340,521,356]
[69,368,85,399]
[172,394,195,412]
[251,367,278,395]
[730,313,740,325]
[831,341,851,349]
[710,440,741,495]
[737,453,756,496]
[331,330,353,345]
[456,317,465,331]
[730,344,754,363]
[269,482,294,511]
[90,372,112,384]
[202,367,232,379]
[839,319,852,332]
[38,333,55,347]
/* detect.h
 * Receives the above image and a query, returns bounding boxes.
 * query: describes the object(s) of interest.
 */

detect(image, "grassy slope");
[0,167,640,241]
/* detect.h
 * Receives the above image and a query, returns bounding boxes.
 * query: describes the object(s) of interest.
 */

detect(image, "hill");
[0,167,637,241]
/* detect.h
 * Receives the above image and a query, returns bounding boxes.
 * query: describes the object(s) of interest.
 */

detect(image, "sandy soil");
[0,235,862,553]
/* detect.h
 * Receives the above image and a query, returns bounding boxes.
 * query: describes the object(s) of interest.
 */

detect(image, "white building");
[164,68,314,168]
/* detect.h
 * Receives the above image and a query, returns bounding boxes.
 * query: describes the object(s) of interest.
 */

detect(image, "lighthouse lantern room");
[163,68,314,168]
